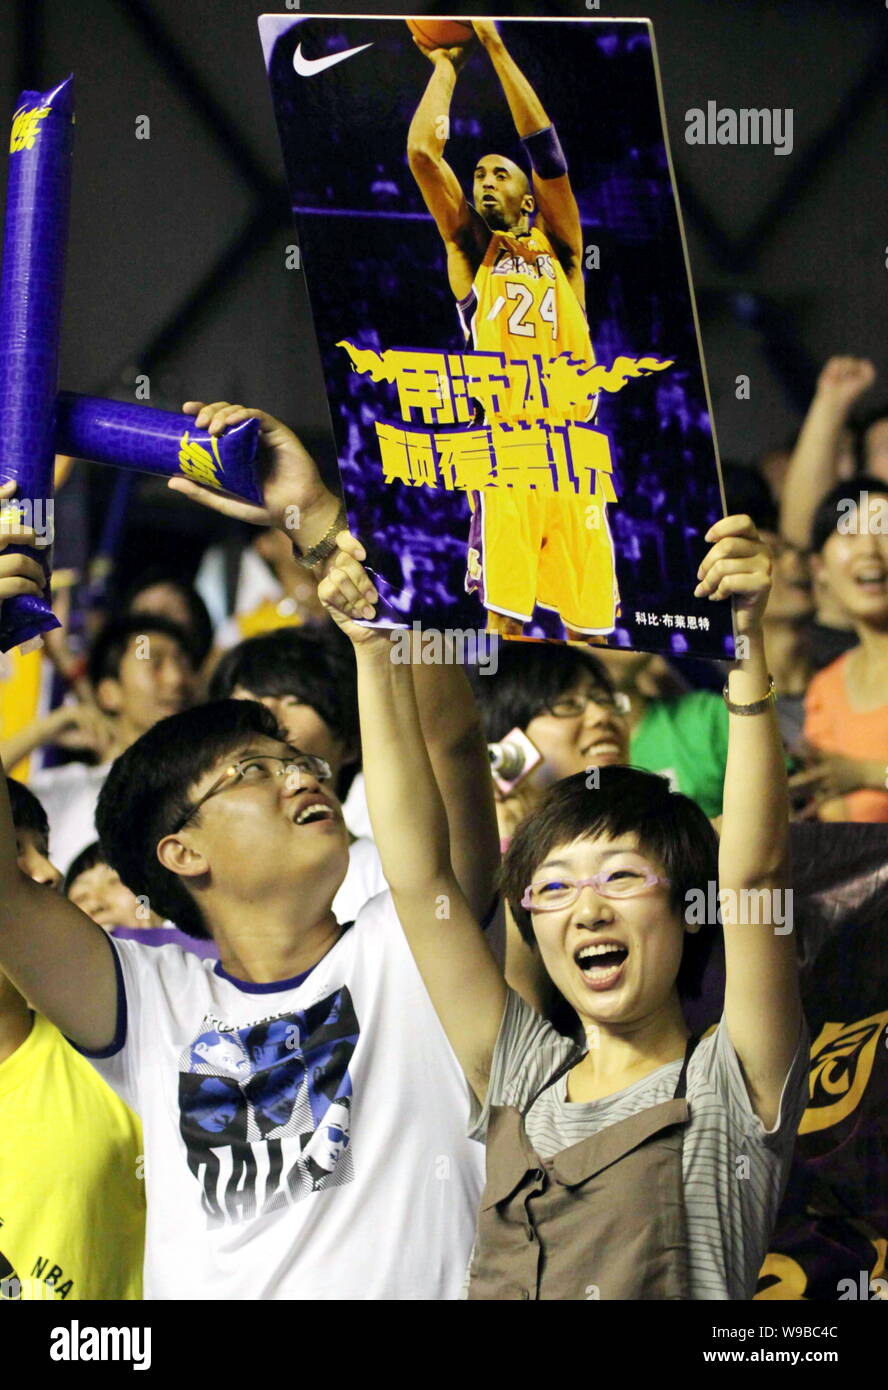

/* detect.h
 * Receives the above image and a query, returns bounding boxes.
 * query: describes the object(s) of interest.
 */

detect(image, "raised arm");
[0,503,118,1051]
[0,766,118,1051]
[168,402,501,926]
[0,702,116,774]
[412,655,500,924]
[696,515,803,1127]
[474,21,584,290]
[319,536,506,1100]
[406,43,488,298]
[780,357,875,549]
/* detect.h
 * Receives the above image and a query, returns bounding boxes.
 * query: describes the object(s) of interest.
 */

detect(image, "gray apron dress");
[468,1035,700,1300]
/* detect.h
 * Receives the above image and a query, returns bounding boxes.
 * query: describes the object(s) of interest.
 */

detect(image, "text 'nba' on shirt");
[50,1321,151,1371]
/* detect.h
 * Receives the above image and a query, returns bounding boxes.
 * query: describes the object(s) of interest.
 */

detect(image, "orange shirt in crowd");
[803,653,888,821]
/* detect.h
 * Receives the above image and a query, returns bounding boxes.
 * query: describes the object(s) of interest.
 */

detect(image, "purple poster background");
[261,15,733,659]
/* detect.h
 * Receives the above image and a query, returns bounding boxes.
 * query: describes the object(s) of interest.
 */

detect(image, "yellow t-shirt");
[0,1012,145,1300]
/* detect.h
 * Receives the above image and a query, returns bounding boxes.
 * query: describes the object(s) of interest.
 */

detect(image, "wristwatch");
[722,675,776,716]
[292,500,348,571]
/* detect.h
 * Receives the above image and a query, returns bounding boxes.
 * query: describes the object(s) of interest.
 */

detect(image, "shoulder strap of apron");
[522,1046,581,1117]
[672,1033,701,1100]
[524,1033,702,1116]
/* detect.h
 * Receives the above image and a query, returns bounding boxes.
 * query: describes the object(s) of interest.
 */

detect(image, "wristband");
[521,124,567,180]
[292,500,347,571]
[722,675,776,716]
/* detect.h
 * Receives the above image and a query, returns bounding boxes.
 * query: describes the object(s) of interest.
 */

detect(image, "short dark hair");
[6,777,49,841]
[501,765,719,999]
[470,643,616,743]
[809,475,888,554]
[720,461,778,535]
[63,840,105,895]
[95,700,283,940]
[209,626,358,750]
[118,568,214,667]
[87,614,198,689]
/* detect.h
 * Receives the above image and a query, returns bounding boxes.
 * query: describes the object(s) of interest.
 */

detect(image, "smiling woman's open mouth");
[575,941,629,990]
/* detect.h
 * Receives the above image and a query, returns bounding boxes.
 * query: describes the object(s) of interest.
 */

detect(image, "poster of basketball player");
[260,14,734,659]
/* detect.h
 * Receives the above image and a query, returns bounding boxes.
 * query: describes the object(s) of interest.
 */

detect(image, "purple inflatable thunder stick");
[0,79,263,653]
[54,394,263,507]
[0,77,73,652]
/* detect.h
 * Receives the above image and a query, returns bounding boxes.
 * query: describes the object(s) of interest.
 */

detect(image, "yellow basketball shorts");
[465,486,619,634]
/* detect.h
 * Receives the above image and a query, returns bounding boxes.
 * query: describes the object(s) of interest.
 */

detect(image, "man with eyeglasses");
[0,405,502,1300]
[167,749,335,833]
[0,701,499,1300]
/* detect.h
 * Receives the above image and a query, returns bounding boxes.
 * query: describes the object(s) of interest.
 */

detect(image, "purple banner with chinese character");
[260,14,733,657]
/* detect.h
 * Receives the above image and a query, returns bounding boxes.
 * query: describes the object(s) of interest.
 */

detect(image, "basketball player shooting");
[407,19,618,641]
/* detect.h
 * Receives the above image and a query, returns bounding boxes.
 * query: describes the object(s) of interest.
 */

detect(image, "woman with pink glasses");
[321,513,808,1301]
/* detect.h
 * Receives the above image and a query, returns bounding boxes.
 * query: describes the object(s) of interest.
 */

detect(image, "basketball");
[406,19,474,50]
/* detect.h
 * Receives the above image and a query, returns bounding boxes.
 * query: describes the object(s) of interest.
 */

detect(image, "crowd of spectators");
[0,354,885,1302]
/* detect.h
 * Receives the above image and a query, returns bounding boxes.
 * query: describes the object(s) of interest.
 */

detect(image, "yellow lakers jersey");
[456,226,596,422]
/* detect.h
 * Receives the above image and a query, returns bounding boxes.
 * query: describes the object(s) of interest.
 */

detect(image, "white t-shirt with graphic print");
[81,892,487,1301]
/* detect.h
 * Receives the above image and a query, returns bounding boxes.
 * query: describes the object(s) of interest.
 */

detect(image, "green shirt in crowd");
[630,690,729,819]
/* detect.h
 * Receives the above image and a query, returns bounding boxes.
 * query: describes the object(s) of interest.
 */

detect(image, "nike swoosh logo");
[293,42,373,77]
